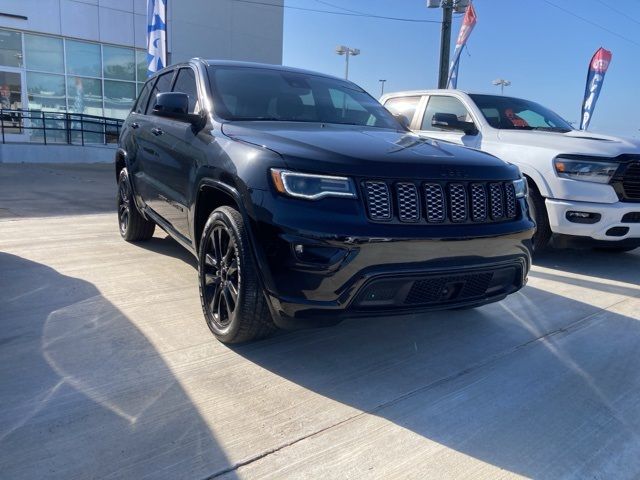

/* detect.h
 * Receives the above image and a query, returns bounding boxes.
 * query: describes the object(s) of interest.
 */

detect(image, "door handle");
[130,122,139,129]
[151,127,163,136]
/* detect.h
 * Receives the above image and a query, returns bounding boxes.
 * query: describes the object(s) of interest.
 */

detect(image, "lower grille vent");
[405,272,494,305]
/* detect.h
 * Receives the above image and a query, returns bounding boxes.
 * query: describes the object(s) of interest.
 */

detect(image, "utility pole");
[379,79,387,96]
[427,1,470,89]
[438,5,453,89]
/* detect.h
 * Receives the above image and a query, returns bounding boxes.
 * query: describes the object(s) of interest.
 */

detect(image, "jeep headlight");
[554,156,619,184]
[512,178,527,198]
[270,169,357,200]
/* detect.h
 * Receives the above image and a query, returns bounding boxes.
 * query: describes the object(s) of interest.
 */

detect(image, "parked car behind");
[116,60,534,344]
[381,90,640,252]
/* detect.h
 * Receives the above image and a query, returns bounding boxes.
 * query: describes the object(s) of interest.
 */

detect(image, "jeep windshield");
[208,66,401,129]
[468,94,573,132]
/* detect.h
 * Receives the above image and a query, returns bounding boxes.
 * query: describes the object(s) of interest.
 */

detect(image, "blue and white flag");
[147,0,167,76]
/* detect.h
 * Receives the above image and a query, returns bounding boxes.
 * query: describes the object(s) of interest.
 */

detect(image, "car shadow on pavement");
[0,252,236,480]
[115,235,640,477]
[134,233,198,268]
[229,283,640,477]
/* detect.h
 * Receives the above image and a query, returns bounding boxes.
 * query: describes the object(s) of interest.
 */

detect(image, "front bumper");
[546,198,640,242]
[267,256,529,329]
[250,191,533,329]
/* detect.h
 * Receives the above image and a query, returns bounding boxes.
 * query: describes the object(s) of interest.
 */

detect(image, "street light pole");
[345,49,350,79]
[379,79,387,96]
[492,78,511,95]
[336,45,361,80]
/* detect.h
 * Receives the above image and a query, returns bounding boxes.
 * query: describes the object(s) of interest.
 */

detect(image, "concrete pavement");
[1,163,640,479]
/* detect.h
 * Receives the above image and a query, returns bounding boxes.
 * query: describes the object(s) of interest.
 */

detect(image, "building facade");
[0,0,283,124]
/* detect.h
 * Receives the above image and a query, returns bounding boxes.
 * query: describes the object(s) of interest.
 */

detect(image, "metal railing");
[0,108,124,146]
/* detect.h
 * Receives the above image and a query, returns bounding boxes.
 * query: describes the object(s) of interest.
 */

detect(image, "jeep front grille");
[470,183,487,221]
[363,181,392,220]
[396,182,420,222]
[423,183,445,222]
[362,179,518,225]
[448,184,468,223]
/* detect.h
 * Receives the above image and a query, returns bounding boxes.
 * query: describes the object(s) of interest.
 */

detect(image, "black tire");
[198,206,276,344]
[117,168,155,242]
[526,179,552,252]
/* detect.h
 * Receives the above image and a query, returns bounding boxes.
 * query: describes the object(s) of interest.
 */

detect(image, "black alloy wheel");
[202,224,240,329]
[198,206,276,344]
[116,168,155,242]
[118,176,132,236]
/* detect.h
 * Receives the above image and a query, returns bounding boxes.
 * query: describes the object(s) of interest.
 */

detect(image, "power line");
[231,0,442,24]
[542,0,640,47]
[313,0,369,16]
[593,0,640,27]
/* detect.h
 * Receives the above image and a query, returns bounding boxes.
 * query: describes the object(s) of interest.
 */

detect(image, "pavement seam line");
[203,296,633,479]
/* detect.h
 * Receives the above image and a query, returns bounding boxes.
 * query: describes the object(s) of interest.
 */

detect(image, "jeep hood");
[223,122,519,180]
[496,129,640,157]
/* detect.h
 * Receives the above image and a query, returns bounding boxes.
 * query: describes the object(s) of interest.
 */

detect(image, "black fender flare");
[194,178,277,296]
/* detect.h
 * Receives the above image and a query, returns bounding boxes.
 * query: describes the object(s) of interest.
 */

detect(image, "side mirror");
[393,113,410,129]
[432,112,477,135]
[152,92,205,128]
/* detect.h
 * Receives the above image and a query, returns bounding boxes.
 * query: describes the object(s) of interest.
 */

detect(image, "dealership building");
[0,0,284,124]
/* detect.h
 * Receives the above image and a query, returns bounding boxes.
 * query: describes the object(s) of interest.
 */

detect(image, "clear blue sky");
[282,0,640,137]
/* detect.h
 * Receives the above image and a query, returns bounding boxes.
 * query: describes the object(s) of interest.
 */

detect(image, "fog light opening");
[605,226,629,237]
[292,243,347,266]
[566,211,601,224]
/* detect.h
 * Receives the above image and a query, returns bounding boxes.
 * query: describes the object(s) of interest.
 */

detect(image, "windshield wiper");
[531,126,571,133]
[324,121,362,126]
[233,116,282,121]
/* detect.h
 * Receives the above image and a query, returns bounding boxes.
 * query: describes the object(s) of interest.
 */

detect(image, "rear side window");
[172,68,199,113]
[384,96,421,125]
[421,96,472,131]
[133,82,152,114]
[146,71,174,114]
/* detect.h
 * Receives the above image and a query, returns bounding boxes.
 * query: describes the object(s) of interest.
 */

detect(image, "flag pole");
[165,0,169,66]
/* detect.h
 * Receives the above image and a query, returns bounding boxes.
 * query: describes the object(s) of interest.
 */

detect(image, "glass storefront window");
[12,32,148,119]
[66,40,101,78]
[104,80,136,119]
[67,76,102,116]
[25,34,64,73]
[0,71,24,135]
[136,50,148,82]
[103,46,135,81]
[0,29,23,67]
[26,72,66,111]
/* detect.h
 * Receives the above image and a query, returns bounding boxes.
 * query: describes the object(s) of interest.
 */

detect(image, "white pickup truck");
[381,90,640,251]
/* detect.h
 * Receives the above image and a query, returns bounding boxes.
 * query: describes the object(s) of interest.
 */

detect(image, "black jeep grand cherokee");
[116,59,534,344]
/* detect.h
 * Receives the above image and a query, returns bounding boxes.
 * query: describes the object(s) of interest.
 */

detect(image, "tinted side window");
[384,96,421,125]
[133,82,152,114]
[146,71,174,114]
[172,68,199,113]
[421,96,473,131]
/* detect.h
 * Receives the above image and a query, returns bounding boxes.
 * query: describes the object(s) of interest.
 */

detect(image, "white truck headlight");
[554,156,619,184]
[271,169,357,200]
